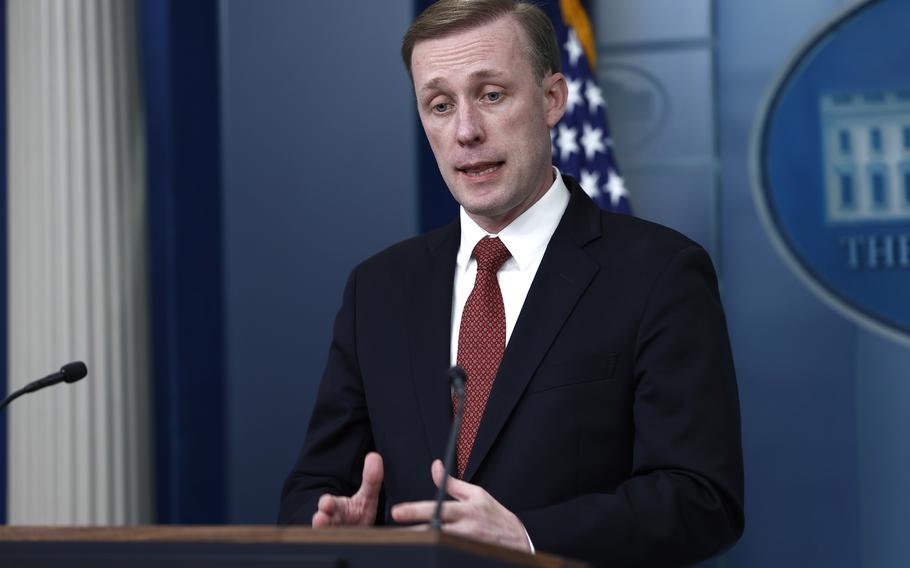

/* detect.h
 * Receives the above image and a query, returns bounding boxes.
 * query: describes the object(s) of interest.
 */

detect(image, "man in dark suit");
[279,1,744,566]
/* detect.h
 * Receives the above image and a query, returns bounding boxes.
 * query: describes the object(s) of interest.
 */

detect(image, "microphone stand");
[431,366,466,531]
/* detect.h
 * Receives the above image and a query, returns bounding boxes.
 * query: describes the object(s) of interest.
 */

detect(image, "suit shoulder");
[598,211,704,262]
[563,174,702,262]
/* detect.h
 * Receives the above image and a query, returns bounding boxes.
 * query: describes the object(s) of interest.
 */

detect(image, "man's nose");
[455,105,484,146]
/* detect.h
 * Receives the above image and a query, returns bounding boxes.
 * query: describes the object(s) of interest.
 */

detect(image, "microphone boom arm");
[0,361,87,411]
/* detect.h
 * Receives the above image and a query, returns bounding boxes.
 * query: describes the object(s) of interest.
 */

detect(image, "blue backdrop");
[139,0,226,523]
[218,0,417,523]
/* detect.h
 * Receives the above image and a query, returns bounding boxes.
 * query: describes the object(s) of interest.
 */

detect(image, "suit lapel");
[463,180,602,481]
[407,221,461,463]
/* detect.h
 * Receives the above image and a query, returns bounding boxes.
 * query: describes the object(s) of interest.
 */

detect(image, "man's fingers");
[430,460,446,486]
[317,493,338,515]
[313,494,344,528]
[355,452,385,501]
[313,454,384,528]
[391,515,476,542]
[391,500,437,523]
[391,500,466,523]
[312,510,333,528]
[430,459,476,501]
[315,493,353,525]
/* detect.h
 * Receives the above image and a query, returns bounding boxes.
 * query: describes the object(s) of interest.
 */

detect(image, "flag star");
[564,29,584,68]
[566,76,583,114]
[585,80,605,114]
[604,170,628,206]
[556,124,579,162]
[580,123,606,161]
[579,169,601,198]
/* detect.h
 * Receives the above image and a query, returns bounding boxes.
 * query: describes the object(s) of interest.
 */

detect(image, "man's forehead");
[411,16,529,89]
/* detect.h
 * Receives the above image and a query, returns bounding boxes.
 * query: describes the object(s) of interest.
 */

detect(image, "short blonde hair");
[402,0,560,81]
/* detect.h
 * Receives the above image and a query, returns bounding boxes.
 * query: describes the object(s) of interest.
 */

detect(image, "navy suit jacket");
[279,176,744,567]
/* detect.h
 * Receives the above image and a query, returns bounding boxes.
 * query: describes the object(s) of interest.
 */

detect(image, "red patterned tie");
[455,236,511,478]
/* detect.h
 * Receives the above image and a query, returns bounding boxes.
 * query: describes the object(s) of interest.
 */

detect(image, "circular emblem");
[752,0,910,343]
[599,63,670,150]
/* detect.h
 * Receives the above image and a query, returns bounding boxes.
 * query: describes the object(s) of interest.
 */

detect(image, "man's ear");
[543,72,568,128]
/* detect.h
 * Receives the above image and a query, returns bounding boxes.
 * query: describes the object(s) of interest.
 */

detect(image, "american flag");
[549,0,631,214]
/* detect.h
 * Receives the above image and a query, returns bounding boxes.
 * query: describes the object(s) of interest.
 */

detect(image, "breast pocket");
[525,352,618,395]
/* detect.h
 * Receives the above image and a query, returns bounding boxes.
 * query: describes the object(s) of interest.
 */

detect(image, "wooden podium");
[0,526,587,567]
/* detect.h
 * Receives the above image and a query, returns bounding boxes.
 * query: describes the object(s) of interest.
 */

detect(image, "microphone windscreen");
[61,361,88,383]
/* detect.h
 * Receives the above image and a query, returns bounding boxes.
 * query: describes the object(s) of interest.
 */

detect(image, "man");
[279,1,744,566]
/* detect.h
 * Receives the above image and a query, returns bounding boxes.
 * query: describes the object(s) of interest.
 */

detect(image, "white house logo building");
[820,91,910,225]
[753,0,910,343]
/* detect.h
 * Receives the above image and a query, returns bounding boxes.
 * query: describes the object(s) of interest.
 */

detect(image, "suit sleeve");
[277,267,381,524]
[517,245,744,567]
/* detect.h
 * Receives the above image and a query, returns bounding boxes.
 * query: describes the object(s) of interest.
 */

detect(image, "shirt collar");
[457,167,570,271]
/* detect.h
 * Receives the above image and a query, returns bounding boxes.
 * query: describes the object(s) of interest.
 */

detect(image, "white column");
[6,0,152,525]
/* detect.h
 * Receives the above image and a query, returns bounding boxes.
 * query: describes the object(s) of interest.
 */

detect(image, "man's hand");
[391,460,531,552]
[312,452,384,527]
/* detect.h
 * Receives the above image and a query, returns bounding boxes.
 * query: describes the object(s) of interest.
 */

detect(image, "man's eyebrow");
[419,77,447,95]
[469,68,506,80]
[418,69,507,95]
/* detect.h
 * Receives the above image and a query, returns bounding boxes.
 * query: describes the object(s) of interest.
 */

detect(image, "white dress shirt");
[449,168,569,553]
[450,168,571,368]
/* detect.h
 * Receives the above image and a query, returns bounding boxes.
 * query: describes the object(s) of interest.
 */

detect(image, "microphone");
[0,361,88,411]
[430,365,467,531]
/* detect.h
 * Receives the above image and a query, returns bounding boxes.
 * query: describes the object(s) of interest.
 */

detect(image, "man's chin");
[451,185,503,212]
[459,195,509,218]
[461,199,529,232]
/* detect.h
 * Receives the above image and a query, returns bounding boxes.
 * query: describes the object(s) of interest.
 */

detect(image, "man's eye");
[432,103,451,113]
[484,92,503,102]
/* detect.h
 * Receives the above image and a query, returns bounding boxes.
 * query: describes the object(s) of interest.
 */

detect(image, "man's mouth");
[458,162,504,177]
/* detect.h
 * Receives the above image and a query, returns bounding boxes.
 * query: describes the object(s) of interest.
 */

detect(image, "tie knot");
[472,237,511,273]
